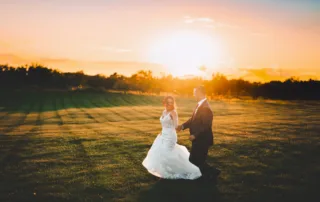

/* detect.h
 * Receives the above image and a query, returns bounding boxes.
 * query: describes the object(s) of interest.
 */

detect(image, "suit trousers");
[189,141,210,174]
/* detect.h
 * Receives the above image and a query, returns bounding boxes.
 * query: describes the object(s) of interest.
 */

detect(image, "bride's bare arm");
[169,110,179,129]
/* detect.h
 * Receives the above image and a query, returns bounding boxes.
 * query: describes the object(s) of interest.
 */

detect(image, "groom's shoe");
[212,167,221,176]
[214,168,221,176]
[208,168,220,179]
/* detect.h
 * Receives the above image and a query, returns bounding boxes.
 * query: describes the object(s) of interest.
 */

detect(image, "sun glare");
[149,31,222,77]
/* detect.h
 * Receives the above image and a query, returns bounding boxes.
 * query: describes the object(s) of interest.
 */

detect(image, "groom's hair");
[196,85,206,95]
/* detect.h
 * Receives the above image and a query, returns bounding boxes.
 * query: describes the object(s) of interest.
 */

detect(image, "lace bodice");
[160,110,178,130]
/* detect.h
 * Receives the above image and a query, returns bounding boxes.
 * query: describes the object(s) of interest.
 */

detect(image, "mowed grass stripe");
[56,94,150,198]
[0,92,318,202]
[117,94,163,119]
[91,96,161,121]
[0,113,41,162]
[58,96,92,130]
[119,94,152,106]
[7,99,43,135]
[79,99,119,123]
[41,94,59,123]
[79,95,128,122]
[90,98,132,122]
[79,97,161,137]
[87,94,133,122]
[38,96,65,137]
[0,134,41,201]
[70,97,121,125]
[62,95,161,195]
[22,100,42,126]
[52,96,104,197]
[115,94,160,119]
[0,99,29,127]
[59,96,85,125]
[85,136,156,197]
[0,100,35,134]
[104,94,128,107]
[0,119,39,165]
[0,95,22,120]
[88,98,161,135]
[84,95,176,137]
[64,98,157,197]
[0,122,40,165]
[60,94,126,139]
[67,94,135,136]
[66,96,97,125]
[69,93,100,124]
[0,99,43,201]
[70,98,154,136]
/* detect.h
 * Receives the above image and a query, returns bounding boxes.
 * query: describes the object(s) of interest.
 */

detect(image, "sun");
[149,30,222,77]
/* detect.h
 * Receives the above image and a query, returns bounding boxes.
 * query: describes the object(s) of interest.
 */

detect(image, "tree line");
[1,64,319,100]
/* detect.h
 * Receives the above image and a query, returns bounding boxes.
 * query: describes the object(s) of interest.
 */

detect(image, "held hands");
[175,125,195,141]
[176,125,182,132]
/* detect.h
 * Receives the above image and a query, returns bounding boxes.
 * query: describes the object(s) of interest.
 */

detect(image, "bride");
[142,96,202,180]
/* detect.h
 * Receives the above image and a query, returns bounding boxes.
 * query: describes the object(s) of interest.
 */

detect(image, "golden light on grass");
[0,92,319,201]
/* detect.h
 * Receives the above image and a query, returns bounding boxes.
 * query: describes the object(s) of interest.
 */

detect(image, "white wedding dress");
[142,110,202,180]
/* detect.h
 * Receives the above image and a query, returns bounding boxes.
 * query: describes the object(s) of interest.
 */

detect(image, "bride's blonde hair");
[162,96,177,110]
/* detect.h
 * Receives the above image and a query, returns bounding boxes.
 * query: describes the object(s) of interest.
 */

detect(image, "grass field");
[0,91,319,202]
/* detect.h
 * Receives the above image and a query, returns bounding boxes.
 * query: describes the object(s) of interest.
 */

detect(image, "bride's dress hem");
[142,129,202,180]
[142,163,202,180]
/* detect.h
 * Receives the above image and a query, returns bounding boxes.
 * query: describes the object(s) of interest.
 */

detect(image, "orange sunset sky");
[0,0,319,82]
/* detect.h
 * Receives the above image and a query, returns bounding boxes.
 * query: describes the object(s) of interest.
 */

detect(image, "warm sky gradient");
[0,0,319,81]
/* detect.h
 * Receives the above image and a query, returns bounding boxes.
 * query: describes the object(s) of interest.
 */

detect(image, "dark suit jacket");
[182,100,214,146]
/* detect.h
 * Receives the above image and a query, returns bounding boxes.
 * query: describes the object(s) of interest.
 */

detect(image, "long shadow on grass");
[135,179,220,202]
[132,136,319,202]
[1,124,319,202]
[0,134,113,202]
[206,137,319,202]
[0,91,164,113]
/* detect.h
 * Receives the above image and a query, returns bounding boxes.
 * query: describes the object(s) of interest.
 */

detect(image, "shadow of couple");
[135,177,221,202]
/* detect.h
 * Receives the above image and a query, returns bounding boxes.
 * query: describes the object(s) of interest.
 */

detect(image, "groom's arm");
[192,107,213,138]
[182,117,192,130]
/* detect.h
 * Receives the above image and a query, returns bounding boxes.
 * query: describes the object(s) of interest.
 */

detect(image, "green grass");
[0,91,319,202]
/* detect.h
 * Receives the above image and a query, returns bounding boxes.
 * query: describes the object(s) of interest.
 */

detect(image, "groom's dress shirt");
[181,98,207,130]
[195,98,207,114]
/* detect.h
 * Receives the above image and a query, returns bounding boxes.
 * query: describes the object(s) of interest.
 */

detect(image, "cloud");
[239,67,319,82]
[0,53,165,76]
[239,67,288,82]
[183,16,239,29]
[0,54,30,65]
[38,58,74,64]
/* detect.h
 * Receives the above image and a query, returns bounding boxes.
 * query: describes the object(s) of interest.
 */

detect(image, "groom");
[177,86,220,179]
